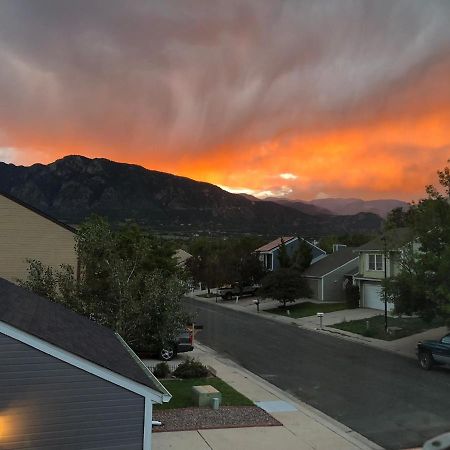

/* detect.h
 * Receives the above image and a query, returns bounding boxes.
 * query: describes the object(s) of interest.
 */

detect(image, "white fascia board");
[0,320,164,404]
[116,333,171,403]
[311,254,327,264]
[354,276,382,282]
[300,237,326,255]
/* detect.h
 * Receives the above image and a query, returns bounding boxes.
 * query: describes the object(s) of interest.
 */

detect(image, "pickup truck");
[218,283,258,300]
[416,333,450,370]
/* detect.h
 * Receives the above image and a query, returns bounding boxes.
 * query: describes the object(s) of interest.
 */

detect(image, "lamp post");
[381,235,388,333]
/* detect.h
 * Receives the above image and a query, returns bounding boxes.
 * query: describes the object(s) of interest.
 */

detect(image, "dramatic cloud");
[0,0,449,200]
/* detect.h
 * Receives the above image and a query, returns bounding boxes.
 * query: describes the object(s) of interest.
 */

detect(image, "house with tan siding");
[0,192,78,283]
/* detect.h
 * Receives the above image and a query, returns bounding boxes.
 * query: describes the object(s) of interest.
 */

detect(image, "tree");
[258,268,312,308]
[383,162,450,321]
[384,207,411,230]
[19,216,188,353]
[292,239,313,272]
[186,236,266,290]
[277,238,292,268]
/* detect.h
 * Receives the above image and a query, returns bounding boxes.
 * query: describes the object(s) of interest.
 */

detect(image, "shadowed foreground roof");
[0,277,165,394]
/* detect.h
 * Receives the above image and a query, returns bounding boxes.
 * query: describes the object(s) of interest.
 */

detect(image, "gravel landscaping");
[153,406,281,432]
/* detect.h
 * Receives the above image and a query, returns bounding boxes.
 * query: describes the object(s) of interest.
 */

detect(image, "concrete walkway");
[186,290,448,360]
[152,344,383,450]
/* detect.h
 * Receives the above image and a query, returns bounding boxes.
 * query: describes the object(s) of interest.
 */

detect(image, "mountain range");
[264,197,408,218]
[0,155,386,235]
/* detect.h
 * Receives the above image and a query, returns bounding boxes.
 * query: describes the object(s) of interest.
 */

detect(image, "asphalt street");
[184,297,450,450]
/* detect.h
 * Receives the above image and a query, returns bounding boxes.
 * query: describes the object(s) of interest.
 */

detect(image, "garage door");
[363,283,386,310]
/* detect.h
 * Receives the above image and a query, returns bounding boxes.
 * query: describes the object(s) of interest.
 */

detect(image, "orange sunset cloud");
[0,1,449,201]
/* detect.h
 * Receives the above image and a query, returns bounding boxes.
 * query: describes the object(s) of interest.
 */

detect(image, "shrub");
[173,358,209,379]
[345,284,360,309]
[153,362,171,379]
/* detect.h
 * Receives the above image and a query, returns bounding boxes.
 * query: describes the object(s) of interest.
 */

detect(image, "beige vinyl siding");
[359,251,398,279]
[0,195,77,283]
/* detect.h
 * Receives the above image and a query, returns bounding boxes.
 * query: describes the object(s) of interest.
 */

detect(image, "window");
[441,335,450,345]
[368,254,383,271]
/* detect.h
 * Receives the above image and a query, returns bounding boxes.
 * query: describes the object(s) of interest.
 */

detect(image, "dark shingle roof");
[356,227,413,252]
[302,247,358,278]
[0,277,165,395]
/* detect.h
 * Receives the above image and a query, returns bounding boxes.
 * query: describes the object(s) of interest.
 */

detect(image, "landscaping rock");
[153,406,281,432]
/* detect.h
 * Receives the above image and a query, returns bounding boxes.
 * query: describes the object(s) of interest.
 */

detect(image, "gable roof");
[174,249,193,265]
[255,236,296,252]
[0,191,77,234]
[0,277,165,395]
[356,227,413,252]
[302,247,358,278]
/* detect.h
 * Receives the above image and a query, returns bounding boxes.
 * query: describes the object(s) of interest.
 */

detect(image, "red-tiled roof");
[255,236,296,252]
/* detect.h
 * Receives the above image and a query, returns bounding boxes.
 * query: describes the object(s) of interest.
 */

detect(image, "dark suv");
[159,329,194,361]
[417,333,450,370]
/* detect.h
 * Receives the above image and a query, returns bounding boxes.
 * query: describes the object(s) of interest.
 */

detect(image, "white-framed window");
[367,253,384,271]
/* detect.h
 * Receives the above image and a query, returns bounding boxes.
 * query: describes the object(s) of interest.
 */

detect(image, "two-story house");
[354,228,413,310]
[255,236,326,271]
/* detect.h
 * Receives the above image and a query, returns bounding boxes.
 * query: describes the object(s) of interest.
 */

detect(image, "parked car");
[137,329,194,361]
[417,333,450,370]
[218,282,258,300]
[159,328,194,361]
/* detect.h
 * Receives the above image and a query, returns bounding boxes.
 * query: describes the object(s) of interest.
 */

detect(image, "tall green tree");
[277,238,292,268]
[292,239,313,272]
[258,268,312,307]
[20,216,188,352]
[383,162,450,321]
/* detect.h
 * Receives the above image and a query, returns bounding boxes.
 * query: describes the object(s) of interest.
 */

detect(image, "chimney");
[332,244,347,253]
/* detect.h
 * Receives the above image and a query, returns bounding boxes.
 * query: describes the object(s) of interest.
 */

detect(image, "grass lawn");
[332,315,445,341]
[265,301,347,319]
[154,377,254,410]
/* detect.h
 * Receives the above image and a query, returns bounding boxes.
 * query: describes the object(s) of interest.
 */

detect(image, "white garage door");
[363,283,386,310]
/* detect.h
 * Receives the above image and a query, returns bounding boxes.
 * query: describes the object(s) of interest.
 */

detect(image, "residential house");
[354,228,413,310]
[0,276,170,449]
[255,236,326,271]
[301,247,358,302]
[174,248,193,267]
[0,191,78,283]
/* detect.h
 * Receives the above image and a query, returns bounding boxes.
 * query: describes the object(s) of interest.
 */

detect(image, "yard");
[154,377,254,410]
[332,315,445,340]
[265,301,347,319]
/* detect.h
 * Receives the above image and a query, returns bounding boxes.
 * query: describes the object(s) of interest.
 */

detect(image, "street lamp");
[381,235,388,333]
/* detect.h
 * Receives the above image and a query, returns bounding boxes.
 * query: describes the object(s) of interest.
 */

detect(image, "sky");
[0,0,449,201]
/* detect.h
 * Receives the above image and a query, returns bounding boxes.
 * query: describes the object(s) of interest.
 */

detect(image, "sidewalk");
[152,343,383,450]
[186,291,448,360]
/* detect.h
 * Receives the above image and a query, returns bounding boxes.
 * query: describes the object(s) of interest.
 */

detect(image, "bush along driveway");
[332,315,445,341]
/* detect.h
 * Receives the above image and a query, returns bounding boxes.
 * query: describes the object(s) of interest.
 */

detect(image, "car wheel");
[159,347,175,361]
[418,351,433,370]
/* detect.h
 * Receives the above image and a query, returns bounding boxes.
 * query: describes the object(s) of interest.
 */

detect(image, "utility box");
[192,385,222,408]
